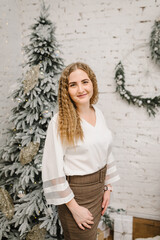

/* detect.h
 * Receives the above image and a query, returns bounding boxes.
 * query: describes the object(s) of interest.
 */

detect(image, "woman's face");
[68,69,93,107]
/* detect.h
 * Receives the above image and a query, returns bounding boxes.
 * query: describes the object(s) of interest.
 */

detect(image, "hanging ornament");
[39,71,44,79]
[36,163,42,171]
[39,67,44,79]
[17,189,26,198]
[29,128,34,134]
[23,65,39,94]
[19,142,40,165]
[0,188,14,220]
[42,106,52,118]
[26,223,46,240]
[16,97,23,103]
[55,50,60,56]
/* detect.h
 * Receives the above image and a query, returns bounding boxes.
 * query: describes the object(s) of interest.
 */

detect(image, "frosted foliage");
[0,2,64,240]
[36,25,51,41]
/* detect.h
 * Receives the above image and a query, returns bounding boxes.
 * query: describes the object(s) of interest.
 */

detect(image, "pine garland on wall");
[115,62,160,116]
[150,19,160,64]
[114,18,160,117]
[0,2,64,240]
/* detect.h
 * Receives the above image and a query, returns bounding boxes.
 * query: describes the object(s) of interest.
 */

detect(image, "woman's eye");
[83,81,89,84]
[69,83,76,87]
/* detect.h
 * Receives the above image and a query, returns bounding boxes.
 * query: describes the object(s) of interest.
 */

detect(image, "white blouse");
[42,106,120,205]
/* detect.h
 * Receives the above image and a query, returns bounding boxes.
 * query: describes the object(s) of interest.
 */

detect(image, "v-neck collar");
[80,106,97,128]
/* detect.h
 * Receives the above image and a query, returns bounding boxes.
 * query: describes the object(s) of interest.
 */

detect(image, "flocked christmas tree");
[0,3,64,240]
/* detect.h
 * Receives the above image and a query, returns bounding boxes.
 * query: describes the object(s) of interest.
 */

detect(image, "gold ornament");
[0,188,14,220]
[23,65,40,94]
[26,223,46,240]
[19,142,40,165]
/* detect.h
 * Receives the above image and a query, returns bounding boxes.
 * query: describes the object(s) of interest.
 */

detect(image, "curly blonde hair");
[58,62,98,146]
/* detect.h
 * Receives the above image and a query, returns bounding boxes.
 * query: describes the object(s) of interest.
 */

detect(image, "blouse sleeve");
[98,108,120,185]
[42,115,74,205]
[105,149,120,185]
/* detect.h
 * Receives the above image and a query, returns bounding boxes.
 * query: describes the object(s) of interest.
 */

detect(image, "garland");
[150,19,160,64]
[114,18,160,117]
[115,61,160,116]
[102,206,126,230]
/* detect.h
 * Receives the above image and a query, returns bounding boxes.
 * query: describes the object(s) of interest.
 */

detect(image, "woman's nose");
[77,84,84,92]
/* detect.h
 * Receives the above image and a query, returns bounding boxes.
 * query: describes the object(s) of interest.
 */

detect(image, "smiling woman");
[68,69,93,106]
[42,62,120,240]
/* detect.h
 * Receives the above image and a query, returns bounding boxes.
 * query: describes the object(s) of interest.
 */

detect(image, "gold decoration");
[23,65,39,94]
[26,223,46,240]
[0,188,14,220]
[19,142,40,165]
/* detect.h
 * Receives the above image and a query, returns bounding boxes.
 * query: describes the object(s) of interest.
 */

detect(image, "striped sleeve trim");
[43,176,65,188]
[105,174,120,185]
[45,185,72,199]
[43,176,74,205]
[105,154,120,184]
[44,180,70,193]
[46,191,74,205]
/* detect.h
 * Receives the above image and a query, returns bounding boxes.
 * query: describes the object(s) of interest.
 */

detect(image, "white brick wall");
[0,0,160,220]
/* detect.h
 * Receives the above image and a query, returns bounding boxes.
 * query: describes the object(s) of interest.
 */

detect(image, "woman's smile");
[77,93,87,98]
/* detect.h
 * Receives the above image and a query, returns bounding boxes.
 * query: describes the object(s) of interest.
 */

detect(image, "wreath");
[114,18,160,117]
[150,19,160,64]
[115,62,160,116]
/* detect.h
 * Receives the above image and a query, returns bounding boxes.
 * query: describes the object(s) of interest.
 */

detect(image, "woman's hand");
[66,198,94,230]
[101,190,110,216]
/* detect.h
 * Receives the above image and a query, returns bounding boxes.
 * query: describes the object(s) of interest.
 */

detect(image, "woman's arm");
[101,184,112,215]
[42,117,74,205]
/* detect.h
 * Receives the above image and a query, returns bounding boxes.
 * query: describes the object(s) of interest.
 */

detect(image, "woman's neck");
[77,104,93,116]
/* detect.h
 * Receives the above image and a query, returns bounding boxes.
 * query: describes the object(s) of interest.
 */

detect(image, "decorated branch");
[114,62,160,116]
[150,18,160,64]
[102,206,126,230]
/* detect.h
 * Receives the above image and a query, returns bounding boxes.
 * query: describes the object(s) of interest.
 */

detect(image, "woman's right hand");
[66,198,94,230]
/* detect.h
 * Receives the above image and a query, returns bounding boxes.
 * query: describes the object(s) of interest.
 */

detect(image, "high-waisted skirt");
[58,165,107,240]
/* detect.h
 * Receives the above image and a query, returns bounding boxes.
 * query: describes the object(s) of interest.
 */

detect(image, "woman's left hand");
[101,190,110,215]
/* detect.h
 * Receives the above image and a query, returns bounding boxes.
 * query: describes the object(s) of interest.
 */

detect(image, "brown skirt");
[58,165,107,240]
